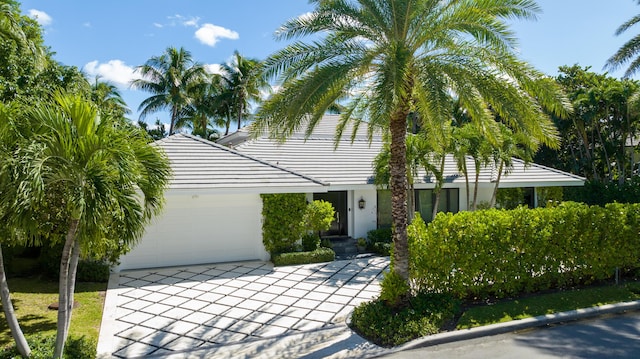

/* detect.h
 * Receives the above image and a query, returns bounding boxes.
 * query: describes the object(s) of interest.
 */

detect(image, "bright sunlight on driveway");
[97,257,388,358]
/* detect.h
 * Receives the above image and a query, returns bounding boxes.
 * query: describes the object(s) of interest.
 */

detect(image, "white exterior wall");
[118,192,268,271]
[351,189,378,239]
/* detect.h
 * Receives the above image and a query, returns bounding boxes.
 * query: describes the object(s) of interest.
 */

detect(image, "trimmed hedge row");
[271,248,335,266]
[409,202,640,299]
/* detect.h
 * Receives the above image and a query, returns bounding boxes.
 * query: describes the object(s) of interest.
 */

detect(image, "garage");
[116,134,326,271]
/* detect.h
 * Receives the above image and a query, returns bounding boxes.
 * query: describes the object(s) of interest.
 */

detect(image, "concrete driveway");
[97,257,388,358]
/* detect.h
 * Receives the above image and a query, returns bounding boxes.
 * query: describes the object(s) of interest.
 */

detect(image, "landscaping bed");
[351,279,640,347]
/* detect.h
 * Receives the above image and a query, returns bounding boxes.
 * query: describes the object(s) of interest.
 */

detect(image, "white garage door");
[118,193,267,271]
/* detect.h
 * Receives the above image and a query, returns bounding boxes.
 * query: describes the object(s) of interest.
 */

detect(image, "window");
[376,188,460,227]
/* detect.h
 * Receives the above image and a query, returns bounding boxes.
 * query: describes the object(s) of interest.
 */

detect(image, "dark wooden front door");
[313,191,348,236]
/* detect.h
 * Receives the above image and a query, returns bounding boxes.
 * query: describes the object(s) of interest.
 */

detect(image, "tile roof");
[154,134,326,191]
[230,115,585,188]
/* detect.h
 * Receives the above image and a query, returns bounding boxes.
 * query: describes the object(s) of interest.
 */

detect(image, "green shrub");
[303,200,335,234]
[350,292,459,347]
[320,238,333,249]
[496,188,524,209]
[367,228,392,255]
[301,233,320,252]
[38,245,110,282]
[271,248,335,266]
[0,334,96,359]
[379,270,410,306]
[261,193,307,254]
[408,202,640,300]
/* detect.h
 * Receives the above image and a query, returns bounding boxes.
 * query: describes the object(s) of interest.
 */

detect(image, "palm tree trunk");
[389,107,410,282]
[490,161,505,208]
[225,112,231,136]
[472,160,480,211]
[237,101,243,131]
[0,246,31,357]
[169,107,178,135]
[432,155,446,220]
[64,238,80,337]
[54,218,79,359]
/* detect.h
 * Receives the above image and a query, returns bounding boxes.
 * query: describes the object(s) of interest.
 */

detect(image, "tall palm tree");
[220,50,270,131]
[131,46,206,135]
[90,75,130,118]
[254,0,569,286]
[0,92,171,358]
[606,0,640,78]
[0,102,31,358]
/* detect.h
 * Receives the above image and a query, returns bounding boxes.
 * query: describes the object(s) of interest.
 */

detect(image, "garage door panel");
[119,193,266,271]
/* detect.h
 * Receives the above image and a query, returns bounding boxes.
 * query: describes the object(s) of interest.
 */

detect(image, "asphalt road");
[378,311,640,359]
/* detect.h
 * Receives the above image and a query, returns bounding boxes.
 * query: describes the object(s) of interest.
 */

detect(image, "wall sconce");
[358,197,366,209]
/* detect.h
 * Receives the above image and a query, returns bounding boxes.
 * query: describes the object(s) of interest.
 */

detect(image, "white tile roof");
[230,116,585,188]
[155,134,326,191]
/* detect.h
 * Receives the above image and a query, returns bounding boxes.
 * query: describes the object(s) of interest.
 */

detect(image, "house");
[117,116,584,271]
[116,135,327,271]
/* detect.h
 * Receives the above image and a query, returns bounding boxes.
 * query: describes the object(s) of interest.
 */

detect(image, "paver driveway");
[97,257,389,358]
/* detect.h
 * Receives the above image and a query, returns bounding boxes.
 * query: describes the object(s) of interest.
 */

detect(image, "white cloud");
[83,60,140,87]
[27,9,52,26]
[204,63,223,75]
[195,23,239,47]
[166,14,200,27]
[83,22,91,28]
[153,22,163,28]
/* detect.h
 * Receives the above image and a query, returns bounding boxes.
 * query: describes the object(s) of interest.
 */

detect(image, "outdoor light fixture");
[358,197,366,209]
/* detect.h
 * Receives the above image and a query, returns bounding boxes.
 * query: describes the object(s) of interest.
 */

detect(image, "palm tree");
[489,124,534,208]
[220,51,270,131]
[254,0,568,286]
[131,46,206,135]
[607,1,640,78]
[183,73,227,139]
[1,92,171,358]
[90,75,130,118]
[0,103,31,358]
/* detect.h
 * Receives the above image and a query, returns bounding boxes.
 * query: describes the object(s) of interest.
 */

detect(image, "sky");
[16,0,640,126]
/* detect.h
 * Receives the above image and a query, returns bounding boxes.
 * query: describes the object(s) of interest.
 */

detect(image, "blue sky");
[18,0,640,126]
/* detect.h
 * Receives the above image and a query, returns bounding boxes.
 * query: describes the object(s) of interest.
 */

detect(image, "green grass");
[457,282,640,329]
[0,277,107,348]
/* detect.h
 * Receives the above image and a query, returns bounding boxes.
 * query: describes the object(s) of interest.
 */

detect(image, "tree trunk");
[237,96,244,131]
[472,160,480,211]
[389,107,410,282]
[490,161,505,208]
[224,112,231,136]
[64,238,80,337]
[0,246,31,357]
[169,106,178,136]
[54,218,79,359]
[432,155,446,220]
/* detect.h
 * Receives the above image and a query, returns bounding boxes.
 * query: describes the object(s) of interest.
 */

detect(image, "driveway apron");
[97,257,389,358]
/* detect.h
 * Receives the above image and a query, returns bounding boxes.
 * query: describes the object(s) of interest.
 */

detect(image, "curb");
[384,300,640,354]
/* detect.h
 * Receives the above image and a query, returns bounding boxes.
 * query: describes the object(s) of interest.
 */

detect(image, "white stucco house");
[117,115,585,271]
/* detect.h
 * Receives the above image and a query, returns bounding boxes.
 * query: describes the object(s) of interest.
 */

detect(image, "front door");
[313,191,348,236]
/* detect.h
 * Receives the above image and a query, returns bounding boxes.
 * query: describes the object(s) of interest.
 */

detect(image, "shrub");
[301,233,320,252]
[302,200,335,234]
[271,248,335,266]
[261,193,307,254]
[350,292,459,347]
[39,245,110,282]
[408,202,640,300]
[367,228,392,255]
[0,334,96,359]
[379,270,410,306]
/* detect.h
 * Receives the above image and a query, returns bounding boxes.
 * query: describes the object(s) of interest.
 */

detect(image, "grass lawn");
[456,282,640,329]
[0,277,107,349]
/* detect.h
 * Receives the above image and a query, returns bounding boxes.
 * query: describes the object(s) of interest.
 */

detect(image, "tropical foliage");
[254,0,569,289]
[0,92,170,357]
[535,65,640,183]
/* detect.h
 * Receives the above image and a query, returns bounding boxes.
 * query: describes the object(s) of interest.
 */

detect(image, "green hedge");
[408,202,640,299]
[271,248,335,266]
[260,193,307,254]
[367,228,392,255]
